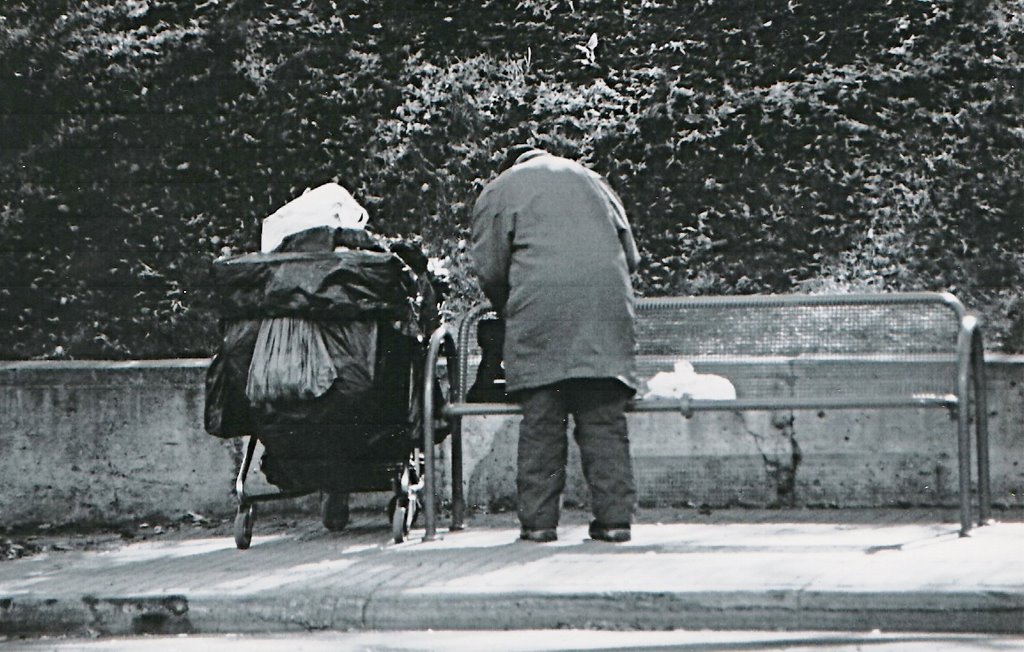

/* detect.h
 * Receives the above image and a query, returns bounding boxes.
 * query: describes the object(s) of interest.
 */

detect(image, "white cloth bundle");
[643,360,737,400]
[260,182,369,252]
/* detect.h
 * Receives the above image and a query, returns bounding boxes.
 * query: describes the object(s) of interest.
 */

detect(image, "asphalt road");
[7,629,1024,651]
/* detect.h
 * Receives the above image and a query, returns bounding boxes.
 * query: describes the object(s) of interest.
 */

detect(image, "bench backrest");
[634,293,967,400]
[454,292,969,402]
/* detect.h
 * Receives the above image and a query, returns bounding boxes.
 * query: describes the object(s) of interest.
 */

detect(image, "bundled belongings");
[260,182,370,252]
[643,360,736,400]
[205,213,446,546]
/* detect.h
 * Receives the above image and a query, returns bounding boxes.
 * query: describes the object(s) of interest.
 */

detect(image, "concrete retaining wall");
[0,356,1020,527]
[0,361,234,527]
[457,355,1024,512]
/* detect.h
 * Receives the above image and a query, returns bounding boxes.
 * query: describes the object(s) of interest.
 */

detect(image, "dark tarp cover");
[210,249,421,331]
[204,247,424,437]
[204,319,260,437]
[204,242,445,491]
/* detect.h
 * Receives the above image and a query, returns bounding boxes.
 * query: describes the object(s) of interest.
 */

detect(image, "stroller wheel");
[321,491,350,531]
[391,499,407,543]
[234,503,256,550]
[388,495,420,544]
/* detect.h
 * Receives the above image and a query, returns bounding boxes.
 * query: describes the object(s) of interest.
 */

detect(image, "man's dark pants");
[514,378,636,530]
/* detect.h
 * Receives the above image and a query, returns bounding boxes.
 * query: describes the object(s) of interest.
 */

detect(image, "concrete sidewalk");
[0,509,1022,639]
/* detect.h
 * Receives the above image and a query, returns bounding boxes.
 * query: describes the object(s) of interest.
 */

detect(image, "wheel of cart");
[233,501,256,550]
[231,435,318,549]
[231,435,420,547]
[386,449,425,543]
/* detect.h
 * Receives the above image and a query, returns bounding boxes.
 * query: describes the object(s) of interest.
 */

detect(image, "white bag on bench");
[642,360,736,401]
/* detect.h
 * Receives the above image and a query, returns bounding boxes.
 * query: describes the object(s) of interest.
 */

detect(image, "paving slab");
[0,510,1021,639]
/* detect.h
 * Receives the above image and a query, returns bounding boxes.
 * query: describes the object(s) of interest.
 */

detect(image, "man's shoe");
[588,522,631,543]
[519,528,558,543]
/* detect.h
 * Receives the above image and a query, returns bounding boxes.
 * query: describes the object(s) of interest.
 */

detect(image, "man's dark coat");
[471,151,640,393]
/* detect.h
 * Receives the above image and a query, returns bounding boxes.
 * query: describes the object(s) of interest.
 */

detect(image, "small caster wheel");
[392,501,407,544]
[388,495,421,544]
[321,491,350,531]
[388,495,410,544]
[234,503,256,550]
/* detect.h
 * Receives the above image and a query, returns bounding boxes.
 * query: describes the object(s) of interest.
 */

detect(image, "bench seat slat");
[443,393,957,417]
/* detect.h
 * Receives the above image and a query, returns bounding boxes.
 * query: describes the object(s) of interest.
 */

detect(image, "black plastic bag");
[253,323,418,491]
[245,317,341,404]
[204,319,260,438]
[466,317,511,403]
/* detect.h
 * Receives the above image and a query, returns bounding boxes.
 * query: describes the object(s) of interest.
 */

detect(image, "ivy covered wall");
[1,0,1021,358]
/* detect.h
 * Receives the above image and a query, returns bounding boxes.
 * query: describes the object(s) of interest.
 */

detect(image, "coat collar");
[513,149,549,167]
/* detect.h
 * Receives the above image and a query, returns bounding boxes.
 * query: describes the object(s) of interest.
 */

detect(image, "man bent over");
[471,145,640,543]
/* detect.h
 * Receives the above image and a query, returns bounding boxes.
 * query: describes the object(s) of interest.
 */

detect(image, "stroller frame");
[231,360,428,549]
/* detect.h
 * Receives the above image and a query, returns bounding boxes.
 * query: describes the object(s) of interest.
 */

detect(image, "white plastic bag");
[643,360,737,400]
[260,182,369,253]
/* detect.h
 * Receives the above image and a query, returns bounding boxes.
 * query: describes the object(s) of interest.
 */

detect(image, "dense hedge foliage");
[1,0,1021,359]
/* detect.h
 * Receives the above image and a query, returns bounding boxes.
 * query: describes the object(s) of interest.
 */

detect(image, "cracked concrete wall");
[0,355,1020,527]
[454,355,1024,512]
[0,361,238,526]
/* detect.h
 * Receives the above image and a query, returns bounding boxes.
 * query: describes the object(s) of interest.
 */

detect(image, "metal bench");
[420,292,990,540]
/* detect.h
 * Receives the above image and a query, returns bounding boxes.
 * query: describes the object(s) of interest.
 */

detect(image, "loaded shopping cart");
[204,226,448,548]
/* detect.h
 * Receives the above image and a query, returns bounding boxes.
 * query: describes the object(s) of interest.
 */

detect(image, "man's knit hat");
[498,144,547,173]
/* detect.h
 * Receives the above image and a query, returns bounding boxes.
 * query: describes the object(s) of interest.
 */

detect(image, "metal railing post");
[443,328,464,531]
[970,321,991,524]
[955,315,977,536]
[422,324,450,542]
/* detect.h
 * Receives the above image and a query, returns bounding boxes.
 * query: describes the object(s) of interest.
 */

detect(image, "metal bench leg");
[446,334,465,532]
[956,402,972,537]
[972,328,991,524]
[955,316,976,537]
[423,405,437,542]
[450,417,465,531]
[422,325,450,542]
[446,305,492,533]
